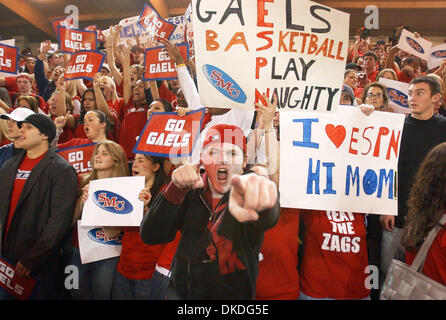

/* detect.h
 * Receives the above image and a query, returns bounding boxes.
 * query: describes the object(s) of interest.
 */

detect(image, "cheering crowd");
[0,19,445,301]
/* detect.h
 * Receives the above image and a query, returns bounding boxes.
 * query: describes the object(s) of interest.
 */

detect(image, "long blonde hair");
[81,140,128,188]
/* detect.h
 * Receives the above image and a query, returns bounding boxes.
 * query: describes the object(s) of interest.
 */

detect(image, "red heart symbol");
[325,124,346,149]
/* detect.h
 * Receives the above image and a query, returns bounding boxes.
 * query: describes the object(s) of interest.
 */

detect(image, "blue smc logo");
[431,50,446,59]
[387,88,408,108]
[405,37,424,54]
[202,64,247,104]
[87,228,122,245]
[92,190,133,214]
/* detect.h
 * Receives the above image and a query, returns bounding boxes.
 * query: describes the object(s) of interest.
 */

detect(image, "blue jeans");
[380,227,405,280]
[68,246,118,300]
[149,270,170,300]
[111,271,152,300]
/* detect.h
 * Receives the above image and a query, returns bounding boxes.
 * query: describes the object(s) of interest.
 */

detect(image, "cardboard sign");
[378,78,410,114]
[50,16,75,35]
[64,51,105,81]
[279,105,405,215]
[427,43,446,70]
[103,16,150,47]
[397,29,432,62]
[81,176,145,227]
[143,43,189,81]
[56,143,96,176]
[77,221,122,264]
[58,26,97,54]
[134,108,205,158]
[138,4,176,41]
[191,0,349,111]
[0,256,37,300]
[0,43,19,75]
[166,15,192,44]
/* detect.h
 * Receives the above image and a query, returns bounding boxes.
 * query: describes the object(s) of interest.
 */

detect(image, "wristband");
[176,63,186,68]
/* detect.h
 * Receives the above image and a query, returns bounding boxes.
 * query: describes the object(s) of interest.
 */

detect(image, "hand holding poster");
[0,256,37,300]
[64,51,105,81]
[396,29,432,61]
[77,221,122,264]
[192,0,349,111]
[0,42,18,75]
[58,26,97,53]
[378,78,410,114]
[279,105,405,215]
[56,143,96,176]
[138,4,176,41]
[134,108,205,158]
[143,43,189,81]
[81,176,145,227]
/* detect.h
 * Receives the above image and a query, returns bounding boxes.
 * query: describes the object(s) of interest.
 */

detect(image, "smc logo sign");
[87,228,122,245]
[431,50,446,59]
[405,37,424,54]
[202,64,247,104]
[387,88,408,108]
[92,190,133,214]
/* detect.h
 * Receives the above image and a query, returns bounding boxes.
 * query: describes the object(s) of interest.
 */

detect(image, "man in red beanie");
[140,124,280,299]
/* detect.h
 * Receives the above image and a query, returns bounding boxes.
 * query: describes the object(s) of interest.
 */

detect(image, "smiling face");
[93,144,115,171]
[132,154,160,182]
[201,142,246,196]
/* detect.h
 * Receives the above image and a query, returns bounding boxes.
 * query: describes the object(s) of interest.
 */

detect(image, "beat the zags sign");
[58,26,97,53]
[0,256,37,300]
[143,43,189,81]
[138,4,176,41]
[0,43,18,74]
[64,51,105,81]
[57,143,96,176]
[134,108,205,158]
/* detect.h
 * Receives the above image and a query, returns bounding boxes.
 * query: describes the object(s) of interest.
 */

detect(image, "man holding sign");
[141,124,279,299]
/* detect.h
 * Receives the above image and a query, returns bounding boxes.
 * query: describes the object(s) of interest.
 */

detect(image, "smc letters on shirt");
[58,26,97,53]
[64,51,105,81]
[0,43,19,74]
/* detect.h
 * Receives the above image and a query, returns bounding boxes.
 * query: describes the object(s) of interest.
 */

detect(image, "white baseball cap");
[0,107,35,122]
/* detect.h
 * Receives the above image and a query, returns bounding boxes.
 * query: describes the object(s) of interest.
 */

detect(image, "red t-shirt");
[4,152,47,240]
[256,207,300,300]
[367,70,379,83]
[405,218,446,286]
[395,70,413,83]
[118,101,149,161]
[158,82,177,105]
[156,231,181,272]
[299,210,370,299]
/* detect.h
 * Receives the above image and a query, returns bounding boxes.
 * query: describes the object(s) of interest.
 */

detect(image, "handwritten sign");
[134,108,205,158]
[0,256,37,300]
[56,143,95,176]
[64,51,105,81]
[138,4,176,41]
[378,78,410,114]
[279,105,405,215]
[58,26,97,54]
[0,43,18,75]
[191,0,349,111]
[143,43,189,81]
[81,176,145,227]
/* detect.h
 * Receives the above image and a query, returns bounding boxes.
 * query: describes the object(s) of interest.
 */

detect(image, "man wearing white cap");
[0,108,34,168]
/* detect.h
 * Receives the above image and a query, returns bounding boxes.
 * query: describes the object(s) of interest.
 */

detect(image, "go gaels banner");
[0,256,37,300]
[0,43,19,75]
[58,26,97,53]
[64,51,105,81]
[57,143,96,176]
[143,43,189,81]
[134,108,205,158]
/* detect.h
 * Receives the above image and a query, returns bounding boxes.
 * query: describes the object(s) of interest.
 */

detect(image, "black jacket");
[0,148,78,276]
[140,174,280,299]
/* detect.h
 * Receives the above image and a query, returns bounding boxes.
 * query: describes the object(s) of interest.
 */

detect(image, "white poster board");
[397,29,432,61]
[81,176,145,226]
[191,0,349,111]
[279,105,405,215]
[378,78,410,115]
[77,221,122,264]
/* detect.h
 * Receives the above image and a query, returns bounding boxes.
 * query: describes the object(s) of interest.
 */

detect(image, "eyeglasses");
[367,92,383,99]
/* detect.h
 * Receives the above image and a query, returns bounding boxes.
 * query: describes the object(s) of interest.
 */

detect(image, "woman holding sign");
[68,141,128,300]
[361,83,389,112]
[112,153,170,300]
